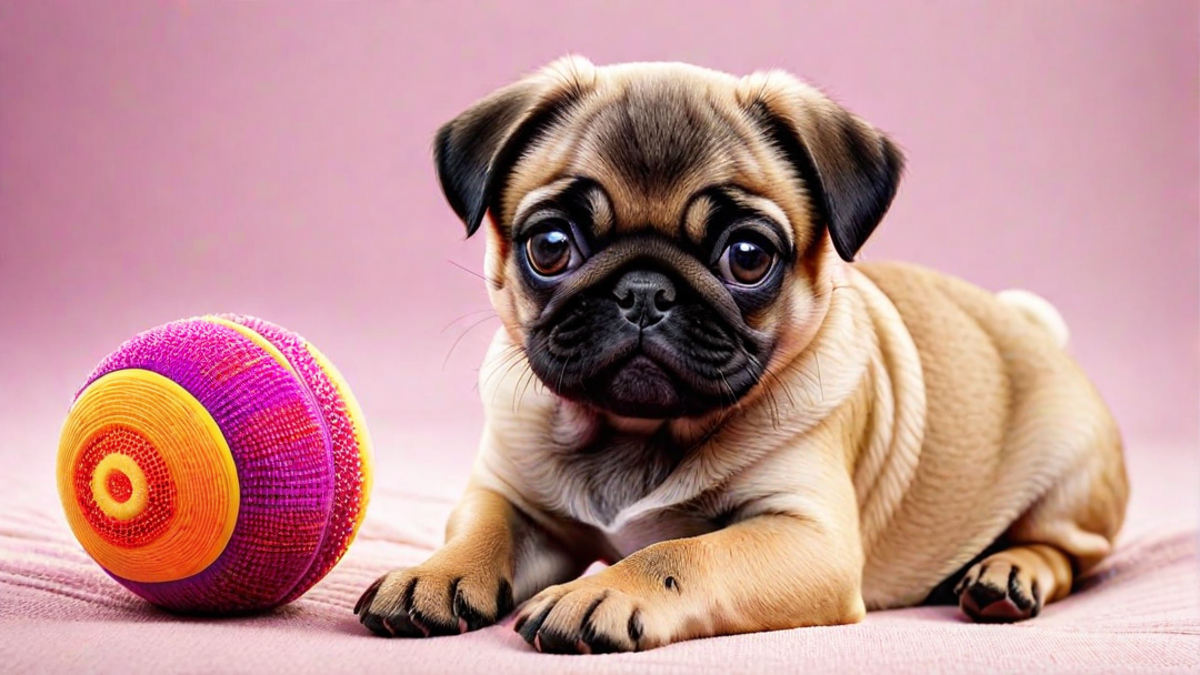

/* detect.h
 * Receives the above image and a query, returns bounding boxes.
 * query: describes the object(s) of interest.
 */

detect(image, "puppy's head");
[435,57,902,420]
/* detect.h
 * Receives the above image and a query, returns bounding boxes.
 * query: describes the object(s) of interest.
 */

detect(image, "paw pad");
[956,561,1041,623]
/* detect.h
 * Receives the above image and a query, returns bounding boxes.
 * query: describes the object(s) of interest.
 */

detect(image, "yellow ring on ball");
[207,316,373,540]
[58,369,240,583]
[90,453,149,520]
[306,341,374,534]
[202,316,297,375]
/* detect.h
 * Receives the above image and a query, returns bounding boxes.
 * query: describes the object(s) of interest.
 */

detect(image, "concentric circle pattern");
[57,316,373,614]
[78,428,173,544]
[59,370,238,583]
[79,427,174,544]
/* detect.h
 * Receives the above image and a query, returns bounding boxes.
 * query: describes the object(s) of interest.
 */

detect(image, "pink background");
[1,1,1196,496]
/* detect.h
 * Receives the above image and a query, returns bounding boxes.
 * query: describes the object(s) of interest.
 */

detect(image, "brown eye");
[526,227,575,277]
[718,240,774,286]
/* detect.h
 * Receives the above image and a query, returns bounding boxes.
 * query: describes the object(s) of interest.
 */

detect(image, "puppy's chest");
[539,432,722,554]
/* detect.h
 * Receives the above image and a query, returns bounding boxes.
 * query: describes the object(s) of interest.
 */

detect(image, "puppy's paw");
[514,581,654,654]
[955,558,1042,623]
[355,560,514,638]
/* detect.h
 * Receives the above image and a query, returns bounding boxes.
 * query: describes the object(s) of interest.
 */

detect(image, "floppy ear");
[433,56,596,237]
[738,72,904,261]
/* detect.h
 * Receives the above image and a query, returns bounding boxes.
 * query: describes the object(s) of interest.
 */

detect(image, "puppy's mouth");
[595,354,683,419]
[526,309,766,419]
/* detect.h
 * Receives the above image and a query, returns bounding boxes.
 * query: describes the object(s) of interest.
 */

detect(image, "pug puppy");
[355,57,1129,653]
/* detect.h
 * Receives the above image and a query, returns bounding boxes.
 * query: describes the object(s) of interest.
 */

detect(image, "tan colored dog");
[356,57,1128,653]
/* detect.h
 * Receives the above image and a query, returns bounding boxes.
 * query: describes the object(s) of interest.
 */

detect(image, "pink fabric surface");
[2,431,1197,674]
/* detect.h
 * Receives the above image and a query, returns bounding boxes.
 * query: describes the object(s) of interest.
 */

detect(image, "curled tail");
[997,289,1070,348]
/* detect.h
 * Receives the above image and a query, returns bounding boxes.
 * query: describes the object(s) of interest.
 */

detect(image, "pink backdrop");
[1,1,1196,493]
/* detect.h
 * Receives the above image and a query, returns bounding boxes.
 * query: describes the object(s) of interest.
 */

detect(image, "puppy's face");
[435,58,903,419]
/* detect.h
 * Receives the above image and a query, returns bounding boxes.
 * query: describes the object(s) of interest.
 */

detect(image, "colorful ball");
[56,315,374,614]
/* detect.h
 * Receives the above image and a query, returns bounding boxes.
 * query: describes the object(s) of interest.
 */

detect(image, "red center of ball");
[106,470,133,503]
[75,426,176,549]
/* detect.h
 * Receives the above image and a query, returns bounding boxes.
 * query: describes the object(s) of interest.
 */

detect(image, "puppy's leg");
[512,514,865,653]
[356,483,584,637]
[957,420,1128,623]
[954,544,1072,622]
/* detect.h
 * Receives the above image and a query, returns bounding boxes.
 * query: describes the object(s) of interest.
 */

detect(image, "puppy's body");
[474,260,1125,609]
[358,58,1128,650]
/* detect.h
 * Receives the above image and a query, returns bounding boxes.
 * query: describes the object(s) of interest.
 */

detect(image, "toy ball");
[56,314,373,614]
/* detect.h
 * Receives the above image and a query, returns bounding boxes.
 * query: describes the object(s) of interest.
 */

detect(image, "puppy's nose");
[613,270,676,328]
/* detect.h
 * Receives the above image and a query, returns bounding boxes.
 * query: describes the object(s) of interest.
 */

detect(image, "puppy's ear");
[434,56,596,237]
[738,72,904,261]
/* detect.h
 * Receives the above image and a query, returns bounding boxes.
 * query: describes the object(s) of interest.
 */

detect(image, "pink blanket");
[2,438,1197,674]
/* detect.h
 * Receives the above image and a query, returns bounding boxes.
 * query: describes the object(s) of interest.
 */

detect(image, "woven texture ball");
[56,315,374,614]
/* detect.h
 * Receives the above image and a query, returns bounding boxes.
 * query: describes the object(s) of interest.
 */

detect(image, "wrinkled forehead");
[500,74,811,250]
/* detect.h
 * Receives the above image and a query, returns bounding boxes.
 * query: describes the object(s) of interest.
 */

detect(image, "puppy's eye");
[526,224,580,277]
[718,239,775,286]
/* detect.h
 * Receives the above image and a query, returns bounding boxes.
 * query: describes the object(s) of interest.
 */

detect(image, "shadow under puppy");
[356,56,1129,653]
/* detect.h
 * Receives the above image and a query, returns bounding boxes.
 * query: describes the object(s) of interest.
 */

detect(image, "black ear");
[433,55,596,238]
[740,73,904,261]
[433,80,543,237]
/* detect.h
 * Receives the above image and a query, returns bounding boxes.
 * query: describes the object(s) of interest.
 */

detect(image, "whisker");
[442,314,502,370]
[683,410,732,456]
[492,352,530,408]
[473,344,519,394]
[761,368,784,429]
[440,308,497,334]
[779,373,798,408]
[483,343,521,372]
[516,366,539,413]
[447,259,503,290]
[518,368,538,411]
[814,350,825,403]
[747,354,791,424]
[509,369,524,413]
[555,353,575,396]
[760,357,797,410]
[479,347,523,397]
[718,372,740,412]
[767,385,781,430]
[481,345,525,393]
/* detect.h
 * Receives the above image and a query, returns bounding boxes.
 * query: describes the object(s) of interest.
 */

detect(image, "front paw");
[355,560,514,638]
[514,574,673,654]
